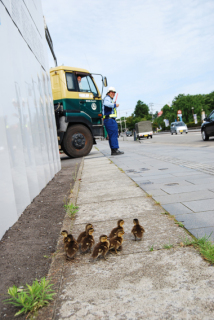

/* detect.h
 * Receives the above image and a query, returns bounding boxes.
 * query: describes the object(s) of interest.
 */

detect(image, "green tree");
[134,100,149,118]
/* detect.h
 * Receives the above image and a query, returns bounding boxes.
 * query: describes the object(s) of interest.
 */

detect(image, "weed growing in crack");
[163,243,174,249]
[4,277,55,317]
[175,221,184,227]
[64,203,79,218]
[149,245,154,252]
[146,194,152,198]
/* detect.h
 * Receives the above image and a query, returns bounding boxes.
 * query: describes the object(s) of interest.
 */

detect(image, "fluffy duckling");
[64,234,79,259]
[91,235,110,260]
[81,227,95,253]
[77,223,93,244]
[109,229,125,254]
[109,219,124,239]
[61,230,69,243]
[131,219,145,241]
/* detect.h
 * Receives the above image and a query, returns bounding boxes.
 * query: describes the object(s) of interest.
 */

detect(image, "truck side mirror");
[103,77,108,87]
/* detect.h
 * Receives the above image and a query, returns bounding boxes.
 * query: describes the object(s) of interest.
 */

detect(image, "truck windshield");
[87,77,98,96]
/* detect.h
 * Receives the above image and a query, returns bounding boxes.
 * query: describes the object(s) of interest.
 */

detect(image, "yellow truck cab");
[50,66,107,158]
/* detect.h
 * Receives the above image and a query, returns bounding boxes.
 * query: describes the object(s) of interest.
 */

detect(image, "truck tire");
[61,143,71,158]
[63,124,93,158]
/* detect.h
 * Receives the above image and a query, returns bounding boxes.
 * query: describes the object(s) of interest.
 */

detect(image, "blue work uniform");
[103,95,119,149]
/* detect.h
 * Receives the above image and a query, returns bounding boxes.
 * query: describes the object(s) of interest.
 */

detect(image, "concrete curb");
[36,158,84,320]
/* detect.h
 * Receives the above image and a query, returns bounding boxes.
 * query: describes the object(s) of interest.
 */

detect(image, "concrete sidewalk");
[39,148,214,320]
[97,139,214,242]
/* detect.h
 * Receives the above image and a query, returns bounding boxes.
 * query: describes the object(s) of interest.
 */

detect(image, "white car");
[170,121,188,135]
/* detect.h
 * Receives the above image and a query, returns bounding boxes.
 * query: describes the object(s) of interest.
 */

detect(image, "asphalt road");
[96,131,214,241]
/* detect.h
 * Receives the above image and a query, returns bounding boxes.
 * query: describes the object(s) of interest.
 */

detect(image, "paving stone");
[138,181,192,193]
[182,198,214,212]
[75,197,163,224]
[162,203,193,215]
[176,211,214,229]
[171,172,206,177]
[145,189,168,196]
[188,227,214,242]
[77,181,144,204]
[161,183,214,195]
[153,190,214,205]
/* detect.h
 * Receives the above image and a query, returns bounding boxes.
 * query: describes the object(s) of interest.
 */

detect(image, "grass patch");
[175,221,184,227]
[146,194,152,198]
[4,277,55,317]
[149,245,154,252]
[161,212,169,215]
[182,234,214,264]
[163,243,174,249]
[64,202,79,218]
[155,201,160,205]
[118,168,124,173]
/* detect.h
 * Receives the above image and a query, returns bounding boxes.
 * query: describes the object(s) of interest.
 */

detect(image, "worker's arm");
[103,96,116,109]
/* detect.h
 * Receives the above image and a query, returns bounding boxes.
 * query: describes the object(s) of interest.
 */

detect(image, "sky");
[42,0,214,117]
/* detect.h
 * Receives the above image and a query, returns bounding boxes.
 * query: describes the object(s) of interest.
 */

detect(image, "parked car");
[201,110,214,141]
[126,131,132,137]
[170,121,188,135]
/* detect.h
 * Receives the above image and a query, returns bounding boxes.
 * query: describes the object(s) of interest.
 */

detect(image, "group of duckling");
[61,218,145,261]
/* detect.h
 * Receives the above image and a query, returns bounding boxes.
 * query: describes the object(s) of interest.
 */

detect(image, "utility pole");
[124,119,127,131]
[149,103,154,122]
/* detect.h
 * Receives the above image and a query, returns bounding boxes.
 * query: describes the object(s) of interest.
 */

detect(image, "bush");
[186,121,202,127]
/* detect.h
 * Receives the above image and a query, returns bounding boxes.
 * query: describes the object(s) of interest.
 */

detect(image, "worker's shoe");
[111,149,124,156]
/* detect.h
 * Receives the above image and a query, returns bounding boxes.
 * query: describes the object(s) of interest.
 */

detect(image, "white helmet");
[107,86,116,94]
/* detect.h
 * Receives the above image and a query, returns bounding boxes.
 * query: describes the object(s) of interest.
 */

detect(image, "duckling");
[131,219,145,241]
[91,235,110,260]
[81,227,95,253]
[109,219,124,239]
[64,234,79,259]
[77,223,93,244]
[109,229,125,254]
[61,230,69,243]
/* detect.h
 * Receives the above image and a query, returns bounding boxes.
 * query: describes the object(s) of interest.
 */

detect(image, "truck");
[50,66,107,158]
[135,121,153,139]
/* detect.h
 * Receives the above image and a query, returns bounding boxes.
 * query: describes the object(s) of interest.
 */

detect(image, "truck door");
[77,74,102,125]
[65,72,80,112]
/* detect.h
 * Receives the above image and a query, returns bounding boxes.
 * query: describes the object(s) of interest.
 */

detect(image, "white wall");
[0,0,61,239]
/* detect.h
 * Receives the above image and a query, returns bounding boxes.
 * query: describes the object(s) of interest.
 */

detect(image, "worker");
[103,87,124,155]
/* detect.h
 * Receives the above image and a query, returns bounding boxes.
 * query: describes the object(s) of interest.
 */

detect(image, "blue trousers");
[104,118,119,149]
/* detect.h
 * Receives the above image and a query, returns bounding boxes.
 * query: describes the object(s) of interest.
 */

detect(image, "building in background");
[0,0,61,239]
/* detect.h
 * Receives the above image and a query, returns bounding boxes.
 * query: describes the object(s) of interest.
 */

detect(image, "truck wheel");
[150,135,153,139]
[147,136,149,139]
[63,125,93,158]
